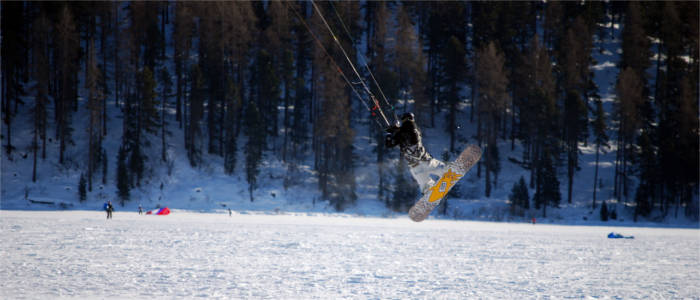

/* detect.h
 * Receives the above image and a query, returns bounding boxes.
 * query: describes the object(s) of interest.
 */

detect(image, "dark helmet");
[401,112,414,122]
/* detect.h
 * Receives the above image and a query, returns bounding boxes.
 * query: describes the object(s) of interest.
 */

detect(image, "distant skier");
[106,201,114,219]
[138,204,143,215]
[385,112,446,194]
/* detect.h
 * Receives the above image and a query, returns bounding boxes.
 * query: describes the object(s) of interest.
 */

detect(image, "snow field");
[1,211,698,299]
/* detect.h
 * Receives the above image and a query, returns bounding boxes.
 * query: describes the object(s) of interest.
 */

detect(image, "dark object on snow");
[608,232,634,239]
[600,201,609,221]
[105,201,114,219]
[29,199,55,205]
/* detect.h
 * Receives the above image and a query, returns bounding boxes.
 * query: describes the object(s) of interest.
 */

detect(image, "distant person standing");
[106,201,114,219]
[138,204,143,215]
[228,208,232,217]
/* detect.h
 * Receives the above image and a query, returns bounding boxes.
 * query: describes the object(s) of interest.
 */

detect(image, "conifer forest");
[1,1,698,220]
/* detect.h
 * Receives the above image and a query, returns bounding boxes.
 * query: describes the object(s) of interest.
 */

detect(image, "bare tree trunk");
[613,130,622,200]
[476,110,482,178]
[568,151,574,204]
[176,60,182,128]
[471,50,477,123]
[282,77,289,162]
[32,127,38,182]
[114,4,120,109]
[592,143,600,209]
[162,88,167,162]
[101,12,108,137]
[88,111,94,192]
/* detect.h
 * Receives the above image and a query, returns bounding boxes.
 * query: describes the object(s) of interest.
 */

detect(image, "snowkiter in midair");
[385,112,447,194]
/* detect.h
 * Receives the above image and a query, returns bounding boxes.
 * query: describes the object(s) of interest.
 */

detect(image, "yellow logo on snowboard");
[428,169,462,203]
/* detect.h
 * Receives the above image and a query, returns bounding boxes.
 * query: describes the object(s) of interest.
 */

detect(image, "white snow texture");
[2,211,698,299]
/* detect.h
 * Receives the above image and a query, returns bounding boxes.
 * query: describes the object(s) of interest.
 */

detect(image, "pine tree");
[591,99,608,210]
[615,67,643,202]
[285,1,310,188]
[102,149,108,185]
[223,77,240,175]
[534,147,561,218]
[128,1,163,71]
[266,0,293,159]
[476,42,509,198]
[653,2,699,219]
[620,2,651,81]
[195,3,225,156]
[254,49,281,143]
[444,36,468,153]
[600,201,609,221]
[158,67,173,162]
[620,2,656,216]
[86,38,104,192]
[488,143,501,188]
[313,39,357,211]
[561,17,593,204]
[513,35,556,193]
[31,13,51,182]
[139,67,160,134]
[56,5,79,165]
[369,1,395,209]
[509,176,529,216]
[174,2,194,128]
[244,101,264,202]
[129,144,144,188]
[116,146,130,205]
[395,4,429,120]
[187,65,205,167]
[1,2,26,157]
[634,130,654,221]
[677,77,699,218]
[79,173,87,202]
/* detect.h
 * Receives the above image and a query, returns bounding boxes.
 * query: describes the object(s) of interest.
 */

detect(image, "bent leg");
[409,158,447,194]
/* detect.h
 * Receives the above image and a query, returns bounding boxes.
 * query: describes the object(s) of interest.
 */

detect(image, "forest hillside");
[1,1,698,224]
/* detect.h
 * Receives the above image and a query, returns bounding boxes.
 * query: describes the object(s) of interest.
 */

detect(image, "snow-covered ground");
[2,210,698,299]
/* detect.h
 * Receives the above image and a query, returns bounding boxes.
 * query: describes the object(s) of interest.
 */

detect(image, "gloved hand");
[385,133,395,148]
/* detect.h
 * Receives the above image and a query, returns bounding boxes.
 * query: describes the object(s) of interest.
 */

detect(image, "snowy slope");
[1,12,697,227]
[1,211,699,299]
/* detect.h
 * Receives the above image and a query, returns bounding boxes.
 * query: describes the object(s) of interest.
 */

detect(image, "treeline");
[1,1,697,219]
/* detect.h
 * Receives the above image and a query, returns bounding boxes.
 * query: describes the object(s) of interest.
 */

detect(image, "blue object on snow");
[608,232,634,239]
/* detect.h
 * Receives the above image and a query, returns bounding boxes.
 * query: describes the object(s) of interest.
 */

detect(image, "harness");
[399,130,432,167]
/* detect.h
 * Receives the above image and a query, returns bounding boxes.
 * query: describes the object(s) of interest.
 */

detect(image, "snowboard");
[408,144,482,222]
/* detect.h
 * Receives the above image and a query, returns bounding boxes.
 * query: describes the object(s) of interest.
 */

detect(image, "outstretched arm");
[384,125,400,148]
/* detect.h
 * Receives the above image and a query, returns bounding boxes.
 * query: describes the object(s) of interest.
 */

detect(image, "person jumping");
[385,112,448,194]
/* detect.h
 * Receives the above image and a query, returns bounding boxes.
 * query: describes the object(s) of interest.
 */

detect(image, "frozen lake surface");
[1,210,698,299]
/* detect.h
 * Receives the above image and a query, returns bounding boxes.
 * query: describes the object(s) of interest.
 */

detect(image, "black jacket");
[385,119,431,166]
[385,120,420,149]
